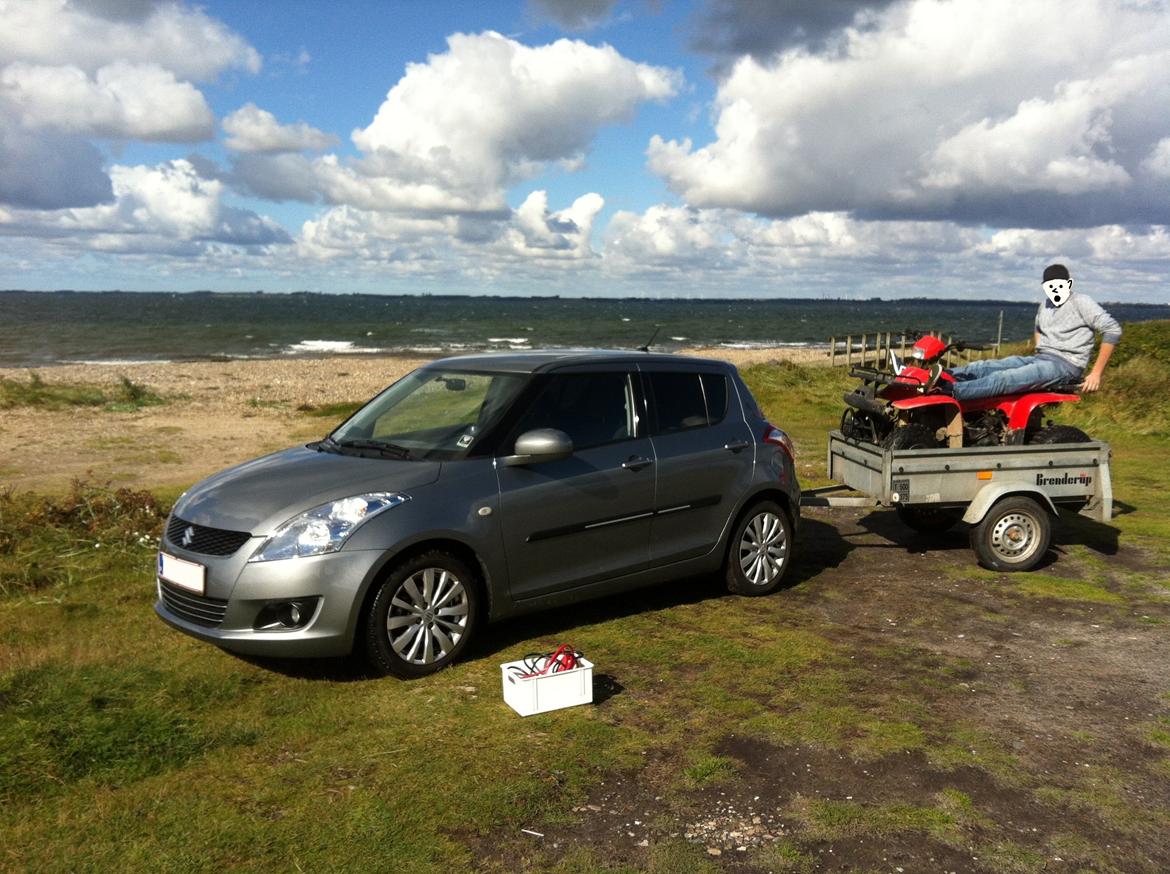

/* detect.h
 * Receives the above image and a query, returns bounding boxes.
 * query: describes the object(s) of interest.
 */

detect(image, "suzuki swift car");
[156,351,801,677]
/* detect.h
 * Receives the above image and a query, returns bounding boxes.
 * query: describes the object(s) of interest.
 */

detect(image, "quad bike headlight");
[250,493,409,562]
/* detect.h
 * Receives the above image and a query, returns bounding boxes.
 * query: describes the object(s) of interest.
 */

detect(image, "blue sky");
[1,0,1169,301]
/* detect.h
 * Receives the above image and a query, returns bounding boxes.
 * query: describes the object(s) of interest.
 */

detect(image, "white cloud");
[1142,138,1170,179]
[0,0,260,80]
[294,189,604,272]
[1,60,214,141]
[0,159,288,253]
[223,103,338,153]
[648,0,1170,226]
[339,30,679,212]
[0,0,261,208]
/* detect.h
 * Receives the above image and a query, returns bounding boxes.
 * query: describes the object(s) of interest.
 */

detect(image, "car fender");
[962,484,1057,525]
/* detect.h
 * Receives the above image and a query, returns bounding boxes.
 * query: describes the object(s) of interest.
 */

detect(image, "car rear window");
[647,372,728,433]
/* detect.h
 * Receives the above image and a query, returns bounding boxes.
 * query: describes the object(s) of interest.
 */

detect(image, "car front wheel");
[725,500,793,595]
[364,550,480,678]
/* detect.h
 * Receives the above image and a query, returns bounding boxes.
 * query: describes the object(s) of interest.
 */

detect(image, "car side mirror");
[502,428,573,467]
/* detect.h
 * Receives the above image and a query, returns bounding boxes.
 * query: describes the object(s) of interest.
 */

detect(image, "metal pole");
[997,309,1004,355]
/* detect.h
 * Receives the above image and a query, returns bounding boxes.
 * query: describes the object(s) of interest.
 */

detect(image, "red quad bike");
[841,332,1092,453]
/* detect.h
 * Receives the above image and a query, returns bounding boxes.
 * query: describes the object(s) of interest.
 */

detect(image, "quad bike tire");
[881,423,941,450]
[1027,424,1092,444]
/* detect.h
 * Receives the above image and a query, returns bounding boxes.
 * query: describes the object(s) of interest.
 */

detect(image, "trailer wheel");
[896,504,963,534]
[970,495,1051,572]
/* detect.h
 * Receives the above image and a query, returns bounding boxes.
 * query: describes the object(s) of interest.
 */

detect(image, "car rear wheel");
[725,500,793,595]
[364,550,480,678]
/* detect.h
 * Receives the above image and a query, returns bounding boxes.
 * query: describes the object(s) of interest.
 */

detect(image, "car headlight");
[249,493,409,562]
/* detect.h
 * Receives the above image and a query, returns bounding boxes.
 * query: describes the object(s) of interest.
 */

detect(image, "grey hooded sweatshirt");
[1035,293,1122,371]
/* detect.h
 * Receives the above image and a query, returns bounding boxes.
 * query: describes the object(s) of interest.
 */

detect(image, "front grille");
[158,580,228,627]
[166,516,252,556]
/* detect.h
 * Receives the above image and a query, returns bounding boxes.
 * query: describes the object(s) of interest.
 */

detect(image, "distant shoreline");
[3,288,1167,306]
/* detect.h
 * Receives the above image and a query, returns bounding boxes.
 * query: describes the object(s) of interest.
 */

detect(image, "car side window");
[648,371,729,434]
[511,372,638,449]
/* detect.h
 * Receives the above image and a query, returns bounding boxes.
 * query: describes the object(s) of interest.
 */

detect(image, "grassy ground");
[3,327,1170,872]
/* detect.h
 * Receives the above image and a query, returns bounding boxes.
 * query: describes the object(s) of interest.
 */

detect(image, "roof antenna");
[638,325,661,353]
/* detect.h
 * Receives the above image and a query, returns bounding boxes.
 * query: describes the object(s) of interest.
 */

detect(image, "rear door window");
[647,371,729,434]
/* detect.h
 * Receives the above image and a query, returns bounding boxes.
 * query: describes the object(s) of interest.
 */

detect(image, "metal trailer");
[800,430,1113,572]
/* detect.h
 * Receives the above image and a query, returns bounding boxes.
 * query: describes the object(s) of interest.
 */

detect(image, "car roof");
[424,349,733,374]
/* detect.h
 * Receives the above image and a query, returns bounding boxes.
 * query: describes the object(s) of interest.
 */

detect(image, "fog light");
[254,598,319,631]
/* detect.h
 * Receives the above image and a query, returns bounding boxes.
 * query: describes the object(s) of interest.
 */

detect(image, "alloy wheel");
[738,511,788,585]
[386,567,470,665]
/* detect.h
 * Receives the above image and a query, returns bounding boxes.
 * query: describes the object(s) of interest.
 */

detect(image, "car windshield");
[329,368,526,460]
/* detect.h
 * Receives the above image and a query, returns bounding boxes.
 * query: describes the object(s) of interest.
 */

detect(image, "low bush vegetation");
[0,372,165,411]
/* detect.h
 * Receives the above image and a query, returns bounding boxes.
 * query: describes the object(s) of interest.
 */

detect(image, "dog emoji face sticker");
[1042,264,1072,307]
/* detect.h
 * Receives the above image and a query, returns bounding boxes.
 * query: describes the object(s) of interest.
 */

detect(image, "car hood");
[172,445,442,535]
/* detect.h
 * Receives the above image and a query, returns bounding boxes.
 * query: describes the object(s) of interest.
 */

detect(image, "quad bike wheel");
[881,423,941,450]
[1027,424,1092,444]
[970,495,1051,572]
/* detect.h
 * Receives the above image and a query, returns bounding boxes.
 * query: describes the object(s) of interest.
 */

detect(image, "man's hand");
[1080,371,1102,392]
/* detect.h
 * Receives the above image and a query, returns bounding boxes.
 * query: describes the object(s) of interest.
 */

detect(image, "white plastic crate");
[500,657,594,716]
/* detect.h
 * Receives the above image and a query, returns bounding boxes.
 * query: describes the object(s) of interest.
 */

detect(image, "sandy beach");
[0,346,829,493]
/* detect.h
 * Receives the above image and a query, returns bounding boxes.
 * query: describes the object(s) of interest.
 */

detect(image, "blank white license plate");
[158,551,205,595]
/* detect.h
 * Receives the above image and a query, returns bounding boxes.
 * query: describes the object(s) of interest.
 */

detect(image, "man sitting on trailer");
[929,264,1122,401]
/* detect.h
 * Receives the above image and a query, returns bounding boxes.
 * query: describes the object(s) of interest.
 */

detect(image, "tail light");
[762,423,795,461]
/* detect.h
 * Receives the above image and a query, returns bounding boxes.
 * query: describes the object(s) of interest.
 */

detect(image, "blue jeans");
[949,354,1082,401]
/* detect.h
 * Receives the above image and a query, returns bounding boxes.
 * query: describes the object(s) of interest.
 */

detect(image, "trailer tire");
[882,423,941,450]
[1027,425,1092,444]
[970,495,1051,572]
[895,504,963,534]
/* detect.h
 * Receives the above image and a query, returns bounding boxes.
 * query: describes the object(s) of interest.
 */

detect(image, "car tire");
[725,500,793,595]
[363,550,480,678]
[969,495,1051,572]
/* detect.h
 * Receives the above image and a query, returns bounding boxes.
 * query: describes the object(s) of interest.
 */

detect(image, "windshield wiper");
[334,438,413,459]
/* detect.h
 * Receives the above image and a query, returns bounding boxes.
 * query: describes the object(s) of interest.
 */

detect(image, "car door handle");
[723,440,750,452]
[621,456,654,471]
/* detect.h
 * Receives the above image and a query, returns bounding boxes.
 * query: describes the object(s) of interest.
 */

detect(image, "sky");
[1,0,1169,302]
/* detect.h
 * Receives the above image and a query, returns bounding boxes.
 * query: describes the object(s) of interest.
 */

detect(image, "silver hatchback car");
[156,351,801,677]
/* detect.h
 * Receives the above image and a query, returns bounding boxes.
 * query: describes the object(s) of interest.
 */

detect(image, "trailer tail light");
[763,424,795,461]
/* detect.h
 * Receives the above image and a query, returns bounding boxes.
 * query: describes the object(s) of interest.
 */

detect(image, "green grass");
[1012,573,1124,604]
[3,334,1170,870]
[0,372,165,412]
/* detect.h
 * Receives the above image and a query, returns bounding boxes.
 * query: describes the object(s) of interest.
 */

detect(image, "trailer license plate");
[158,552,205,595]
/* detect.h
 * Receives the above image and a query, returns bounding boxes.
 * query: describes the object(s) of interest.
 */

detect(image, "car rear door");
[495,367,655,601]
[642,365,755,564]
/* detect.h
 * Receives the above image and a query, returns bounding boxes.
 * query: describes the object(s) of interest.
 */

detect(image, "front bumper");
[155,546,386,658]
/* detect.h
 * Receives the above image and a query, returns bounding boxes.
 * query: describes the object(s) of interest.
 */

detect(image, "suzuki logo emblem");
[181,526,196,547]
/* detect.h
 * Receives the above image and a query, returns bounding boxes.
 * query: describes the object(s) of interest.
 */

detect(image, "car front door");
[642,366,755,564]
[495,369,655,601]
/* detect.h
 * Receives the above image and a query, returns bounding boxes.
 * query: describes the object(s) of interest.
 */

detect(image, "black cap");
[1042,263,1070,282]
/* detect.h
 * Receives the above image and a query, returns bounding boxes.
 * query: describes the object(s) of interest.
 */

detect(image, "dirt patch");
[465,505,1170,873]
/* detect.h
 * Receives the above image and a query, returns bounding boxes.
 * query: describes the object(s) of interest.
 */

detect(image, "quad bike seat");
[1047,380,1083,395]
